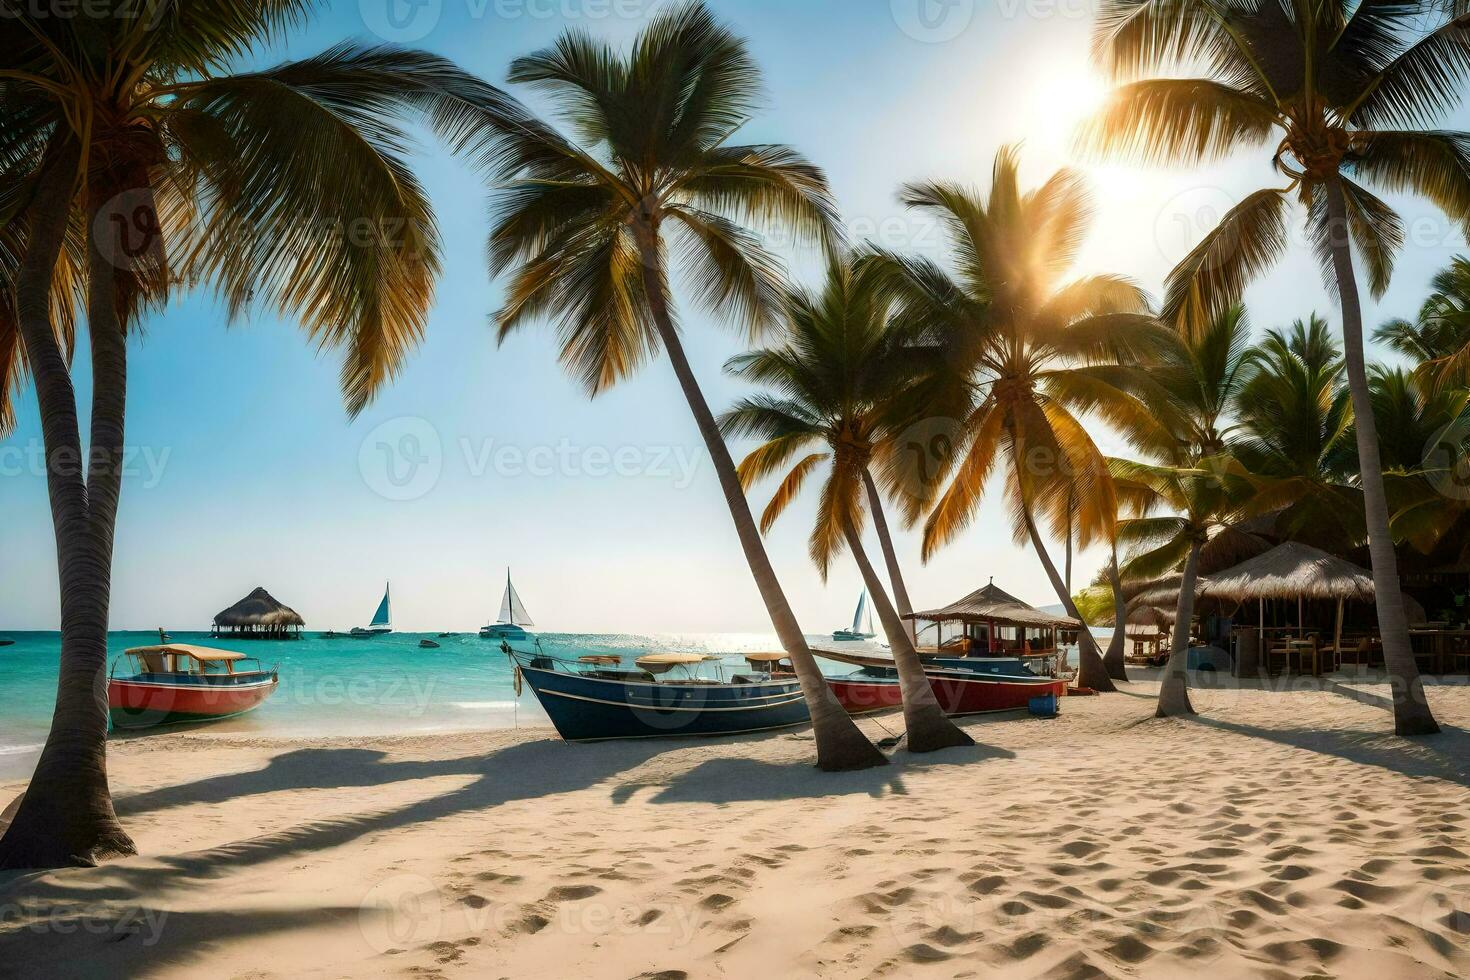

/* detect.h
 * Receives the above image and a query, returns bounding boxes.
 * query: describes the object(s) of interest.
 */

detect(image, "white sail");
[851,591,866,634]
[863,596,875,636]
[498,569,534,627]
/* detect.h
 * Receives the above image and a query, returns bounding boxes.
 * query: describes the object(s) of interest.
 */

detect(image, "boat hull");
[827,670,1064,717]
[516,662,810,741]
[481,624,531,640]
[816,648,1038,678]
[350,627,392,637]
[108,673,278,729]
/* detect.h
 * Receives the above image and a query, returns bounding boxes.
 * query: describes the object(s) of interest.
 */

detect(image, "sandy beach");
[2,677,1468,979]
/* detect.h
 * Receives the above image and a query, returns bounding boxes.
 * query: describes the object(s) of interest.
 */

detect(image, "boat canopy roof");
[634,652,717,667]
[742,652,790,663]
[905,582,1080,629]
[125,644,247,662]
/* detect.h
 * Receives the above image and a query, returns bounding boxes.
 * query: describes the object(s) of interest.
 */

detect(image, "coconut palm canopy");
[214,588,306,629]
[908,581,1080,629]
[1203,543,1375,603]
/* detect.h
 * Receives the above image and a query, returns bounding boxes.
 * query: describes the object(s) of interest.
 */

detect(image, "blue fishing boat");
[814,646,1041,678]
[505,645,810,742]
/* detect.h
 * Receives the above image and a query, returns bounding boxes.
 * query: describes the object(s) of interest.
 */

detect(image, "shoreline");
[4,679,1469,978]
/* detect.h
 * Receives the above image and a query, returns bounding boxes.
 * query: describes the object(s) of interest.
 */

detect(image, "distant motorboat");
[321,630,339,639]
[437,632,456,638]
[108,644,278,729]
[419,639,440,649]
[831,590,877,641]
[480,569,535,640]
[0,638,14,647]
[350,582,393,637]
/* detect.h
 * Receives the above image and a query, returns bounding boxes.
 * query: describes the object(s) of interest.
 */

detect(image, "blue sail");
[370,584,391,627]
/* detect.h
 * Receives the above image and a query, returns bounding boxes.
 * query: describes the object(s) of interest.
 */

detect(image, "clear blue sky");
[1,0,1465,632]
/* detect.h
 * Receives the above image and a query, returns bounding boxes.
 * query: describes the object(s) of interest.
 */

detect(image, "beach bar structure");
[904,580,1079,673]
[212,587,305,641]
[1203,543,1418,676]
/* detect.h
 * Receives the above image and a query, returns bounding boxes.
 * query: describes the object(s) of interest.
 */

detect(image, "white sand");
[2,679,1469,978]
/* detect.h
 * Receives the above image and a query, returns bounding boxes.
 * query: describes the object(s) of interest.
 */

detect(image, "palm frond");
[1162,188,1291,333]
[1347,13,1470,128]
[1080,78,1278,165]
[920,397,1002,559]
[1348,130,1470,235]
[667,205,786,338]
[757,451,827,532]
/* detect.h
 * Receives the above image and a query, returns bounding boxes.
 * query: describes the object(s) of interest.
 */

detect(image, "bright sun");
[1023,67,1113,161]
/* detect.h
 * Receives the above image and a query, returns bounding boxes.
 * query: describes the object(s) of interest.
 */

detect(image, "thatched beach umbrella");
[1202,542,1375,658]
[213,587,305,639]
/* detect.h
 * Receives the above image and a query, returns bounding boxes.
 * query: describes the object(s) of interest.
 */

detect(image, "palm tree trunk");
[633,230,885,770]
[1324,179,1438,736]
[1015,483,1116,693]
[0,141,136,869]
[1156,540,1199,718]
[1104,554,1129,682]
[840,518,972,752]
[862,469,914,643]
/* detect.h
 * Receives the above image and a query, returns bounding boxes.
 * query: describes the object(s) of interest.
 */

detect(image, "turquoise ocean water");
[0,630,886,779]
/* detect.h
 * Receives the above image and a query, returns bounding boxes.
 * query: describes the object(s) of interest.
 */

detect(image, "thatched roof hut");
[212,587,305,639]
[1094,603,1176,629]
[907,581,1080,628]
[1202,543,1374,602]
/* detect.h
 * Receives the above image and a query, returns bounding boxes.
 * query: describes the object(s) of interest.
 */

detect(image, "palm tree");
[1086,0,1461,734]
[872,148,1164,693]
[485,2,885,770]
[1231,317,1364,546]
[1112,458,1252,717]
[1369,365,1470,557]
[1089,303,1255,678]
[1376,255,1470,388]
[0,11,526,869]
[719,259,973,752]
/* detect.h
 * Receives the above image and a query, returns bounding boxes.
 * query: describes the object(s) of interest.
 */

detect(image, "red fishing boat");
[824,665,1065,717]
[108,644,279,730]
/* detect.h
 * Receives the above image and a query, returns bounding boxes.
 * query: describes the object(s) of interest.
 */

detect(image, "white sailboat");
[831,590,877,641]
[480,569,535,641]
[350,582,393,637]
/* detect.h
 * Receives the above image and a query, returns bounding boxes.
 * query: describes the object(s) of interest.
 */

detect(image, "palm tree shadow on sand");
[1184,714,1470,789]
[610,740,1015,806]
